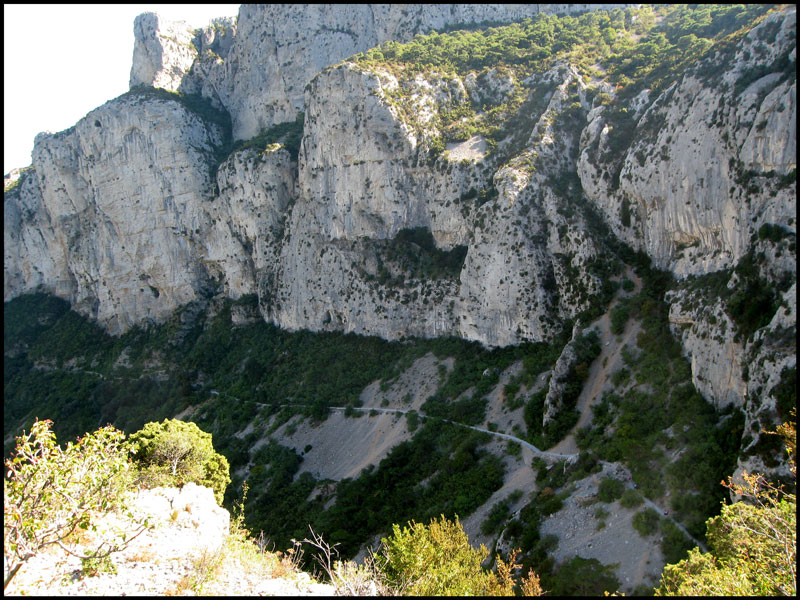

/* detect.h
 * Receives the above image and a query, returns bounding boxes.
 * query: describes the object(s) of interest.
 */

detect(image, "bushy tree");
[547,556,621,596]
[597,476,625,502]
[380,514,494,595]
[632,507,661,536]
[378,514,541,595]
[126,419,230,505]
[656,416,796,595]
[4,419,148,590]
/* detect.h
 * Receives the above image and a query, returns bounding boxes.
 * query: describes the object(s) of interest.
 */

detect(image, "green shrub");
[620,488,644,508]
[3,419,147,590]
[546,556,621,596]
[531,457,547,481]
[597,477,625,503]
[481,500,511,535]
[611,367,631,387]
[660,518,694,564]
[610,304,630,335]
[405,410,419,432]
[80,554,117,578]
[536,487,568,516]
[632,507,661,537]
[127,419,230,505]
[228,113,304,160]
[379,515,497,595]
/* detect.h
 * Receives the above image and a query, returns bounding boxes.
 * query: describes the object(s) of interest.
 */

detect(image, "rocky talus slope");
[4,483,334,596]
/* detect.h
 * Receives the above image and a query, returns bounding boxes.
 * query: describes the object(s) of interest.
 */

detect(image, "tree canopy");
[126,419,231,505]
[656,416,796,596]
[3,419,147,590]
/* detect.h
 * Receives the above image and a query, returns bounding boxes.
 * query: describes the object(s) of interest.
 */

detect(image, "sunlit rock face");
[4,93,224,334]
[129,12,198,92]
[4,6,795,441]
[132,4,632,140]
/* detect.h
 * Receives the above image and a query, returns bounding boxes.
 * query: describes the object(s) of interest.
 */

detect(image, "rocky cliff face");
[5,91,224,334]
[129,13,200,92]
[140,4,631,141]
[570,8,796,447]
[578,9,796,277]
[4,5,796,454]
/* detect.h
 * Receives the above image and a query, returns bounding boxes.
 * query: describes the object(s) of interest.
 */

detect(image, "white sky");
[4,4,240,174]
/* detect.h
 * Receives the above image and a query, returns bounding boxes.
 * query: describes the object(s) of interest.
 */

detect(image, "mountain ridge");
[3,5,796,594]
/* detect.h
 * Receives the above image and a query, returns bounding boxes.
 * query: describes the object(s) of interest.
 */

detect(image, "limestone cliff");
[130,13,200,92]
[4,5,796,463]
[140,4,631,141]
[577,8,796,276]
[5,90,225,334]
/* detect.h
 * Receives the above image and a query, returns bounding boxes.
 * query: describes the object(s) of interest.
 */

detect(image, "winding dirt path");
[206,272,710,556]
[324,405,706,552]
[216,393,708,553]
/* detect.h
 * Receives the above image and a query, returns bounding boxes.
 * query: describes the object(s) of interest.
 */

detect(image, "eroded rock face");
[569,9,797,462]
[578,9,796,277]
[666,293,746,410]
[5,92,224,334]
[265,62,605,345]
[204,146,295,301]
[132,4,631,140]
[130,13,198,92]
[269,63,478,340]
[4,7,796,435]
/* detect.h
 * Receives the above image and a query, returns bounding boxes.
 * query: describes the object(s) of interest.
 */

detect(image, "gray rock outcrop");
[130,13,198,92]
[133,4,632,141]
[4,5,796,464]
[577,9,796,276]
[5,91,224,333]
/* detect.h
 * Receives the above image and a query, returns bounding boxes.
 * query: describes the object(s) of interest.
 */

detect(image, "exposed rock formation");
[5,91,227,334]
[204,146,295,301]
[4,482,334,596]
[134,4,632,140]
[578,9,796,276]
[4,5,796,454]
[130,13,198,92]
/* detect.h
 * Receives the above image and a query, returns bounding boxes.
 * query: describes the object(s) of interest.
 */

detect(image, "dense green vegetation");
[375,227,468,284]
[349,5,776,160]
[674,232,793,350]
[548,556,621,597]
[656,420,796,596]
[227,112,305,161]
[5,293,556,557]
[235,420,504,557]
[572,261,745,549]
[379,515,509,595]
[3,292,571,454]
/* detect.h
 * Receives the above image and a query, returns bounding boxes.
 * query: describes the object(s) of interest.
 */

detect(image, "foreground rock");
[4,483,334,596]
